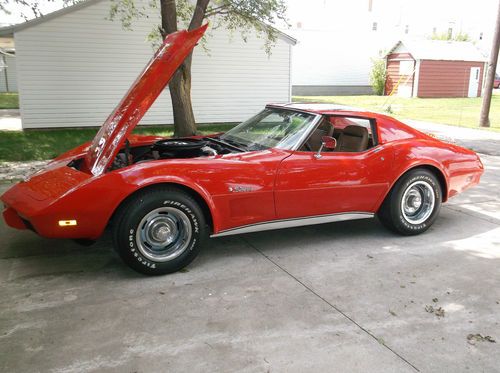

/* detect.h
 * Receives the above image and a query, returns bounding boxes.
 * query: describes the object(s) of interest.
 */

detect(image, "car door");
[274,118,394,219]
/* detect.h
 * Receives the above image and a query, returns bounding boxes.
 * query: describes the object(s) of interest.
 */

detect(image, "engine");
[110,138,231,170]
[152,138,217,158]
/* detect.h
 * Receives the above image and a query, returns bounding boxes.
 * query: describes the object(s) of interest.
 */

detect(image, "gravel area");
[0,161,50,183]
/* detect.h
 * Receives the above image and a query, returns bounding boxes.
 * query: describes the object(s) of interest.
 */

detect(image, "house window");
[399,60,414,75]
[372,22,378,31]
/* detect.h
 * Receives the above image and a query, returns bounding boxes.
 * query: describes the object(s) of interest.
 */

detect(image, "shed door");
[468,67,480,97]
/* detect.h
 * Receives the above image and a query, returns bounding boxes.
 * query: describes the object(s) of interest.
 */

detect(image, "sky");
[0,1,66,25]
[286,0,498,43]
[1,0,498,85]
[2,0,496,58]
[1,0,498,37]
[2,1,498,59]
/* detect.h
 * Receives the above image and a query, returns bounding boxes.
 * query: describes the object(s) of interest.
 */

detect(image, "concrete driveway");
[0,109,22,131]
[1,153,500,372]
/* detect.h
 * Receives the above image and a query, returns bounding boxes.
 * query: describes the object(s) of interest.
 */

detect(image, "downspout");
[482,62,487,97]
[383,56,388,95]
[288,44,293,101]
[1,54,8,92]
[413,59,421,97]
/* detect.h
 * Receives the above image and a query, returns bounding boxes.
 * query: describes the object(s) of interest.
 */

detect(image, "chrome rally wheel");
[401,180,435,225]
[113,187,206,275]
[136,207,192,262]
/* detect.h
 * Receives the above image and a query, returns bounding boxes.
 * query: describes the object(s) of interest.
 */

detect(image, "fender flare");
[374,160,449,211]
[112,176,220,233]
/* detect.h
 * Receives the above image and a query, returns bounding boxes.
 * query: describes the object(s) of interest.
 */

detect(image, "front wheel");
[112,187,207,275]
[378,169,442,235]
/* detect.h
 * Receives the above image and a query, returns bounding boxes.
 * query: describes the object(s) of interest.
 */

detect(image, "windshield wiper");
[246,142,268,151]
[223,137,250,150]
[205,137,246,152]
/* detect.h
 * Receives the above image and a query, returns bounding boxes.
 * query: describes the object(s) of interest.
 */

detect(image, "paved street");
[1,127,500,372]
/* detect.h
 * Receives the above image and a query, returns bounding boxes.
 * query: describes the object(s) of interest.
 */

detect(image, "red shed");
[384,40,487,98]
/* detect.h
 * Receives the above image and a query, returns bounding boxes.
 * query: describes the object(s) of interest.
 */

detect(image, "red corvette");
[1,26,483,275]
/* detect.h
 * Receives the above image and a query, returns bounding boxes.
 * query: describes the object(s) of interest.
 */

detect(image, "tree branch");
[188,0,210,30]
[204,4,228,18]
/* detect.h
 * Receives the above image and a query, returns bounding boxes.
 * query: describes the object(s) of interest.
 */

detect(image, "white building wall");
[290,28,382,95]
[14,0,292,128]
[0,54,17,92]
[291,29,377,87]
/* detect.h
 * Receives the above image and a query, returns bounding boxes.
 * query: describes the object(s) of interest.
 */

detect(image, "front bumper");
[3,205,27,230]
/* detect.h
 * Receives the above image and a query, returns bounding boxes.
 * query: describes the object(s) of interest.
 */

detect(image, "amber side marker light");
[58,220,77,227]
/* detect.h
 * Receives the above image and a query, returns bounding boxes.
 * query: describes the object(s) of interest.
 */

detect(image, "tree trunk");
[169,56,197,137]
[159,0,210,137]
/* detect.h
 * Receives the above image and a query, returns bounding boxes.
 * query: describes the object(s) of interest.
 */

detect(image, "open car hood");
[84,24,208,176]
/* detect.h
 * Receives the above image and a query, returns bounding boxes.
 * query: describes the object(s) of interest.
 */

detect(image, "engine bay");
[110,137,239,171]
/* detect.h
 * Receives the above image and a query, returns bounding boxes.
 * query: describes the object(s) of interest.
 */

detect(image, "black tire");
[112,187,207,275]
[378,169,442,235]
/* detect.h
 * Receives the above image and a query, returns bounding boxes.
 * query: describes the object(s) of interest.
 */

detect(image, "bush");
[431,31,470,41]
[370,58,386,95]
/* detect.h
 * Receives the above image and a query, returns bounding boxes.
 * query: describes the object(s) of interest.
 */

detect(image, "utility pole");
[479,0,500,127]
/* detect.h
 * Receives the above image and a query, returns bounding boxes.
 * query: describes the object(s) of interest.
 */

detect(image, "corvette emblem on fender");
[228,185,253,193]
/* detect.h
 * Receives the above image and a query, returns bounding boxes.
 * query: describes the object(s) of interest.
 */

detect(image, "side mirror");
[315,136,336,159]
[322,136,337,150]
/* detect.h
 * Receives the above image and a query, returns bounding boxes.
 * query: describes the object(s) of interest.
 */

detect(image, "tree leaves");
[108,0,289,55]
[0,0,81,21]
[370,58,386,96]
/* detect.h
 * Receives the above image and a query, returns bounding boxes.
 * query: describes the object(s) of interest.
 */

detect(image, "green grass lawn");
[0,92,19,109]
[2,93,499,162]
[293,94,500,131]
[0,123,234,162]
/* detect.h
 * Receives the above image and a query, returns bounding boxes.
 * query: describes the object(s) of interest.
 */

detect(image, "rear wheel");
[378,169,442,235]
[113,187,206,275]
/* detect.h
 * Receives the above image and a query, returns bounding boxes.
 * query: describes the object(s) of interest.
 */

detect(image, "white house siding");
[13,0,292,128]
[0,54,17,92]
[290,29,381,96]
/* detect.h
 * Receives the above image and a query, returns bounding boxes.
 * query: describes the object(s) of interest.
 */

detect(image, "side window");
[300,117,334,152]
[300,116,376,153]
[330,116,375,153]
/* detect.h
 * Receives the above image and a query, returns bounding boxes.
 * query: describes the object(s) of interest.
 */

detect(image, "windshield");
[220,108,317,151]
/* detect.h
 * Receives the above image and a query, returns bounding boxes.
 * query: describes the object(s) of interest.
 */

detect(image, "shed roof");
[0,0,297,45]
[386,39,487,62]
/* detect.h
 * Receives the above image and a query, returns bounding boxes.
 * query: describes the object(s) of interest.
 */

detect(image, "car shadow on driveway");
[1,200,500,372]
[2,205,499,282]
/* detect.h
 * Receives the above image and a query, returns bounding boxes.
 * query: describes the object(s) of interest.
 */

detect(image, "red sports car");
[1,26,484,275]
